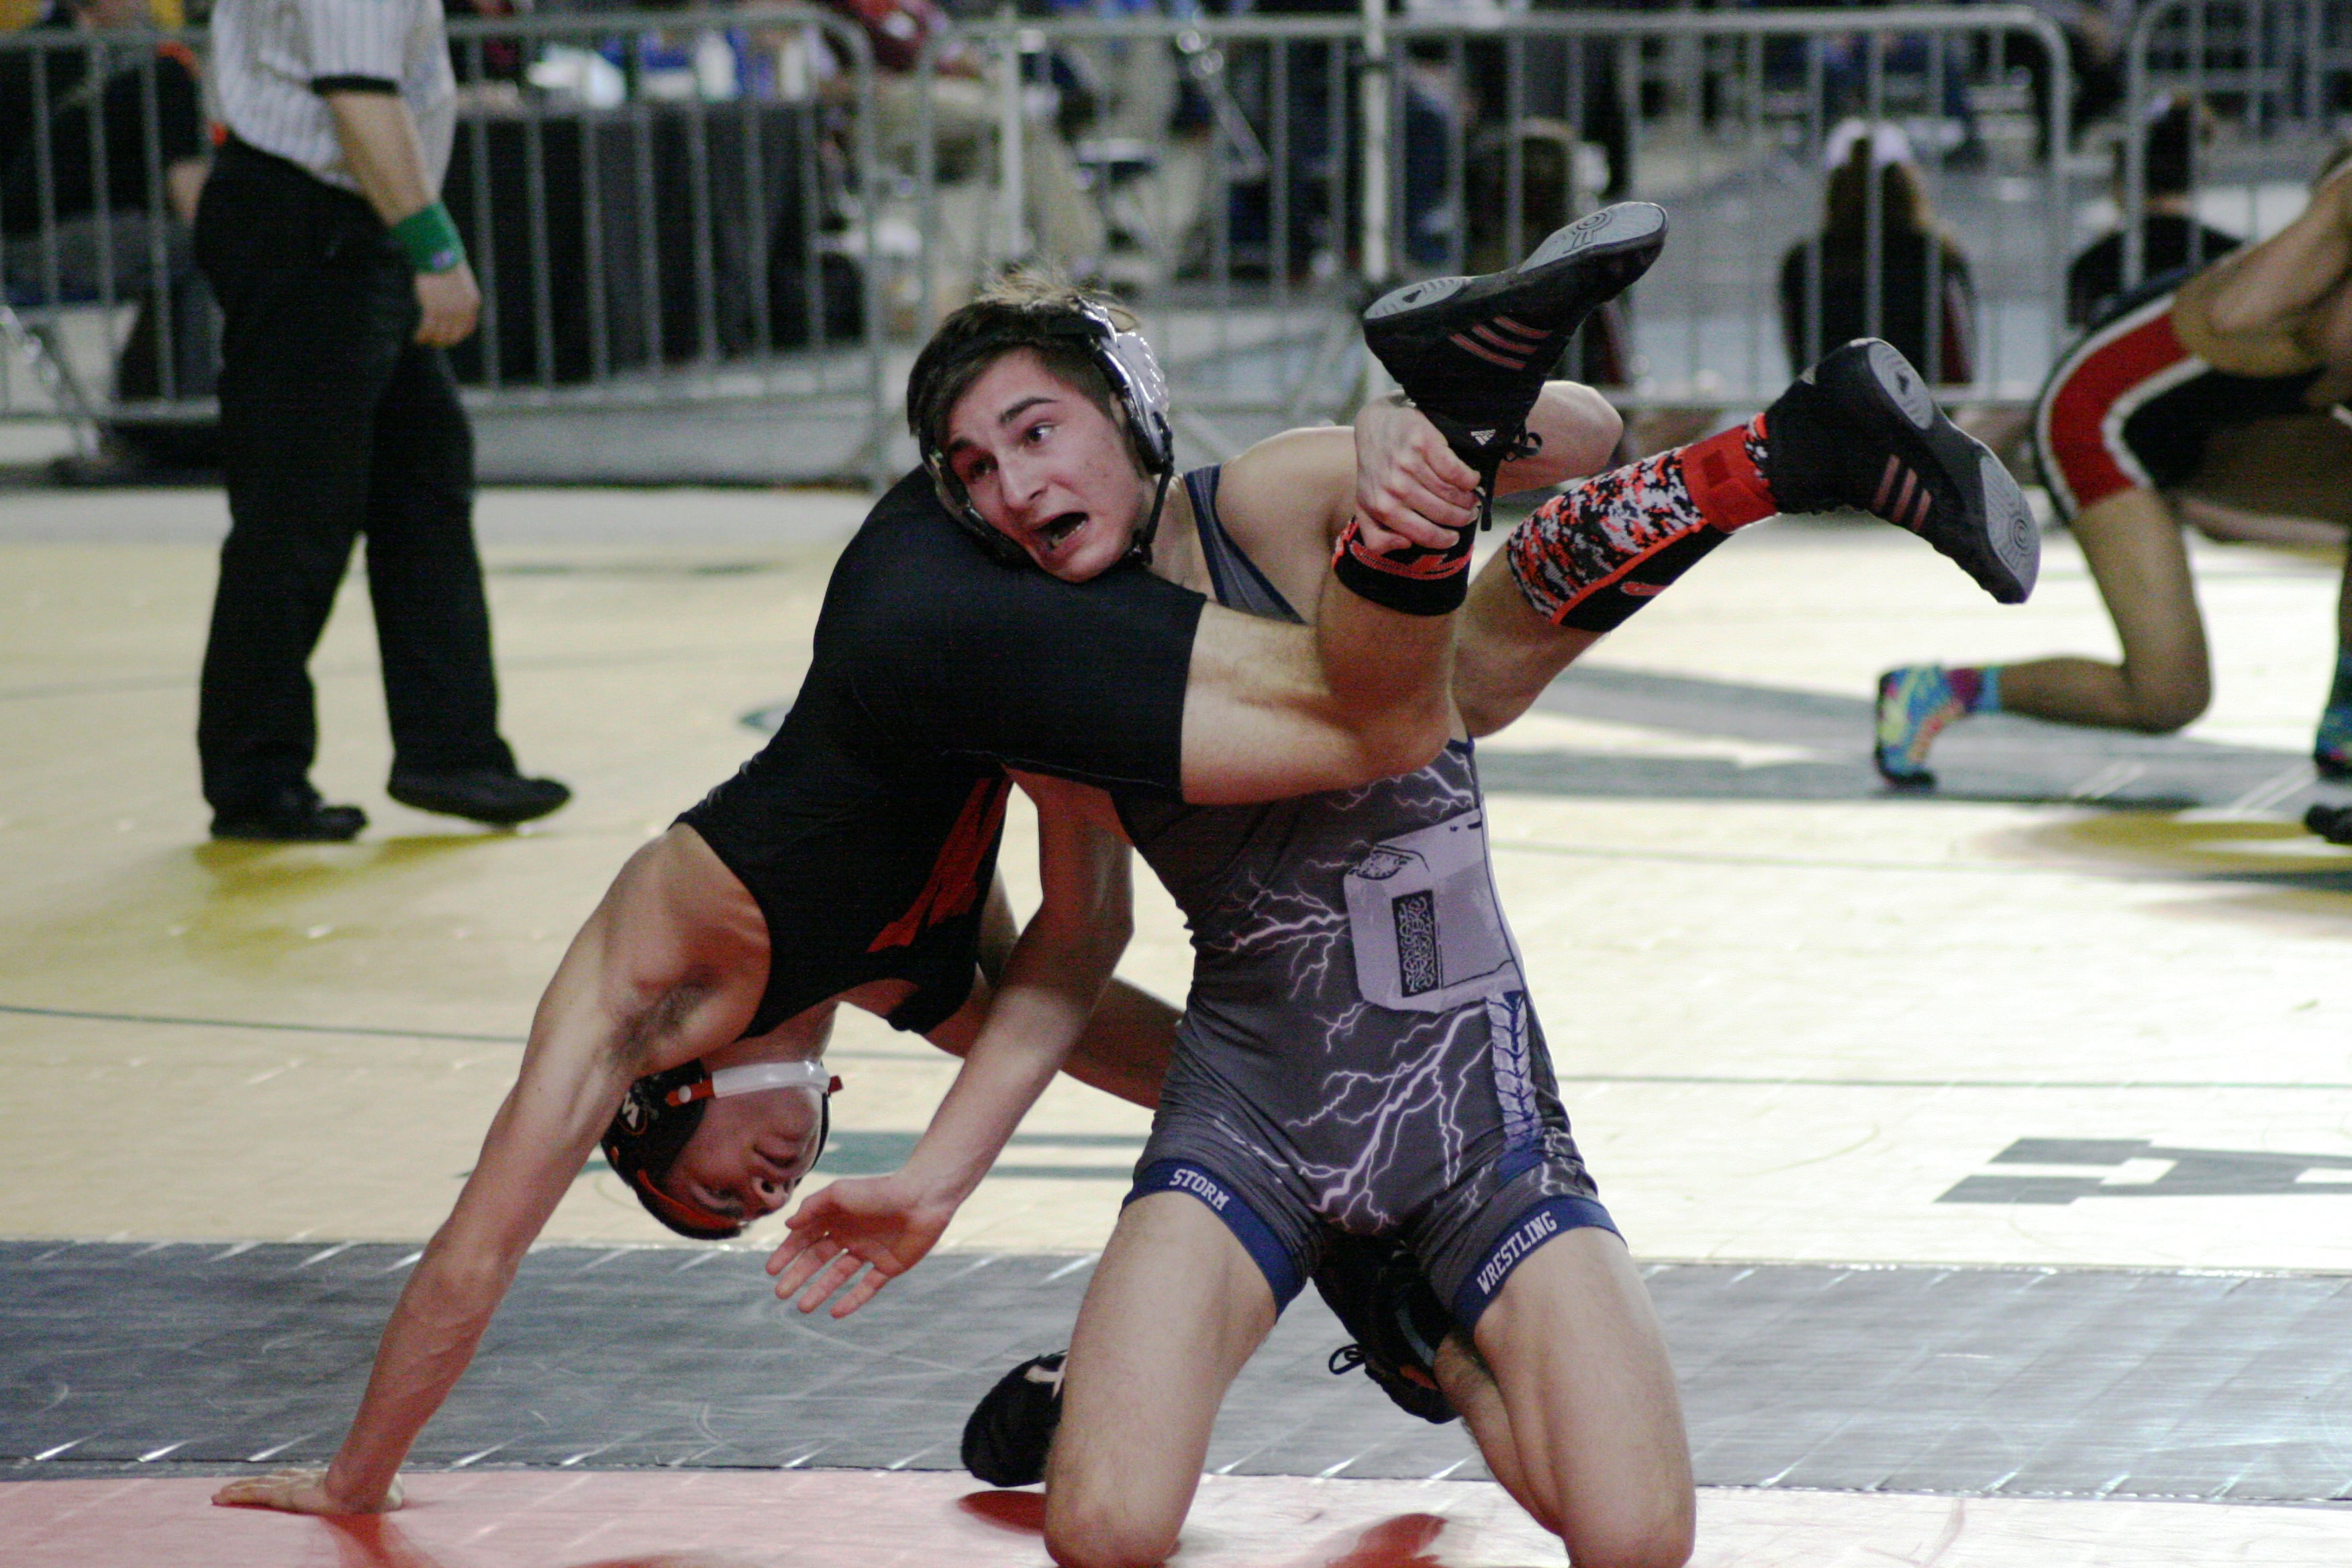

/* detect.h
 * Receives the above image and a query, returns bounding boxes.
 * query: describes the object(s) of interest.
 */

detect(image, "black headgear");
[601,1059,836,1241]
[916,299,1177,569]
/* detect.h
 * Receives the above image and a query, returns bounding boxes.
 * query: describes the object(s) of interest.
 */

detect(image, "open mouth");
[1034,511,1087,552]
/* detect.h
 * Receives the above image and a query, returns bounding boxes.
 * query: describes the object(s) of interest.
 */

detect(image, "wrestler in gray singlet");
[1121,467,1616,1332]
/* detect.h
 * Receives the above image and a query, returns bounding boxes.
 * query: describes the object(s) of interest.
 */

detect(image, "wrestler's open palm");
[767,1173,955,1318]
[211,1467,402,1514]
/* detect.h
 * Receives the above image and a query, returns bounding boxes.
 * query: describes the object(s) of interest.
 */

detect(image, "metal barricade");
[0,7,894,482]
[922,4,2070,454]
[0,5,2083,482]
[2120,0,2352,299]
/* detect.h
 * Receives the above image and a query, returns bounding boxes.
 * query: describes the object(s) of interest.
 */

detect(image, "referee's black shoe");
[1361,203,1668,528]
[387,767,571,827]
[2306,803,2352,844]
[1312,1233,1459,1425]
[209,783,366,842]
[962,1351,1065,1487]
[1763,338,2039,605]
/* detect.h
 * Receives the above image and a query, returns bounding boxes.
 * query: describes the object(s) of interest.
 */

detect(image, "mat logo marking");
[1940,1138,2352,1204]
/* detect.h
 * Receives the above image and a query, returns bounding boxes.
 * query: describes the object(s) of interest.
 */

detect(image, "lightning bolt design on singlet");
[1118,464,1602,1300]
[1122,742,1581,1234]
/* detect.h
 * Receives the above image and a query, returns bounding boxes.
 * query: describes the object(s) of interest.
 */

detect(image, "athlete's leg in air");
[1461,338,2035,738]
[1043,1193,1277,1568]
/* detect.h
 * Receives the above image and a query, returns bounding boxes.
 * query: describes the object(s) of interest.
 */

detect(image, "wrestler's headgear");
[600,1059,838,1241]
[907,281,1175,569]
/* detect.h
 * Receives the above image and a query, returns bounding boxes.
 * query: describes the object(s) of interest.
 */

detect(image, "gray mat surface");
[5,1244,2349,1502]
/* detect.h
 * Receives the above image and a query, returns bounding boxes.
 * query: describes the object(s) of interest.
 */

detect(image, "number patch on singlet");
[1343,810,1522,1012]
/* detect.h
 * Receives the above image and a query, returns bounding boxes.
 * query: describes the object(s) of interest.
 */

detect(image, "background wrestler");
[1877,141,2352,787]
[767,278,2029,1567]
[203,219,1662,1521]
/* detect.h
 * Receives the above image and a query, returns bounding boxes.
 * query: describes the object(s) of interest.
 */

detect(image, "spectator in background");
[815,0,1104,276]
[442,0,528,99]
[2067,95,2241,328]
[1779,122,1977,385]
[0,0,216,397]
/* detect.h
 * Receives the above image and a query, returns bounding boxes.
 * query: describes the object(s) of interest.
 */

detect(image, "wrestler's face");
[942,348,1150,581]
[662,1089,825,1224]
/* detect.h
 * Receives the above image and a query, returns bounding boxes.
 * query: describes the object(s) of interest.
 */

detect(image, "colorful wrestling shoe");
[1362,203,1669,528]
[1875,665,1967,788]
[1765,340,2039,605]
[961,1351,1065,1487]
[1311,1234,1459,1425]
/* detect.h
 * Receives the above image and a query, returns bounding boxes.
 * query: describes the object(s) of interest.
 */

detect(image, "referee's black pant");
[193,139,512,816]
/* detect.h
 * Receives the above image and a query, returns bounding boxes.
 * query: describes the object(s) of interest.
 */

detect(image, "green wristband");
[390,202,467,275]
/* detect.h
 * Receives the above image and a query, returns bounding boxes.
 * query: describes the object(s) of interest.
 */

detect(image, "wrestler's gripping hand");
[767,1173,959,1319]
[212,1467,403,1514]
[1353,395,1481,555]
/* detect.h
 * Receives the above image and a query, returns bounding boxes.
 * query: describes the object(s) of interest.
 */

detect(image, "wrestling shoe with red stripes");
[1764,339,2039,604]
[1361,203,1669,528]
[1312,1233,1458,1425]
[961,1350,1064,1487]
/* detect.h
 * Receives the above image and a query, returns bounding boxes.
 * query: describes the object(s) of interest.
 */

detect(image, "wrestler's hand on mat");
[767,1172,957,1318]
[1354,394,1480,554]
[211,1467,403,1514]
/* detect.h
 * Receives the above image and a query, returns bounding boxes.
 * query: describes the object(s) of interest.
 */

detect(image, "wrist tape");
[1330,514,1473,617]
[391,202,467,275]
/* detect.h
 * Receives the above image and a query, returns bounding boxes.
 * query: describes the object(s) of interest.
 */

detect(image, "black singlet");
[677,471,1206,1037]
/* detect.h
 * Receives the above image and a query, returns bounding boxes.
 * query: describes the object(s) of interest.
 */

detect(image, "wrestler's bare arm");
[2184,167,2352,372]
[211,832,768,1515]
[767,777,1132,1315]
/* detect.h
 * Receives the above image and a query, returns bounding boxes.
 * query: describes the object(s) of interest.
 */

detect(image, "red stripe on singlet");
[2037,299,2192,518]
[867,775,1012,953]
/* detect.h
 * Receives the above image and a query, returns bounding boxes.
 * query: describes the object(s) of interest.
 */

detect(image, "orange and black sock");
[1506,417,1776,631]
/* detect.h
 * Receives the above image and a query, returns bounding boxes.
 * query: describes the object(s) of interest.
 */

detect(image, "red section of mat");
[0,1470,1556,1568]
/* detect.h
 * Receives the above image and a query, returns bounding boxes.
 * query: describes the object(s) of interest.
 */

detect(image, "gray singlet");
[1118,467,1615,1330]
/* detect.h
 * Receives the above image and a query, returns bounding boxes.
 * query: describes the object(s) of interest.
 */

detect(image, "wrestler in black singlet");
[677,471,1204,1037]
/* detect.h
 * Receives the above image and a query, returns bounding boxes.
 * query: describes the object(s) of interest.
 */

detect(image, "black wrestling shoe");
[1763,339,2039,605]
[1312,1234,1459,1425]
[387,767,571,826]
[962,1351,1065,1487]
[2306,803,2352,844]
[1362,203,1668,528]
[209,783,366,842]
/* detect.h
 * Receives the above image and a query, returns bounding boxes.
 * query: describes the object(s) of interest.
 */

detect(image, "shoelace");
[1328,1344,1367,1377]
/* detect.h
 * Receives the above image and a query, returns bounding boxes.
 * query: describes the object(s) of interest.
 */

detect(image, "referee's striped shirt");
[211,0,457,195]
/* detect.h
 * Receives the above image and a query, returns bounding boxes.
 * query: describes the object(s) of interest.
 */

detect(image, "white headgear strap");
[707,1060,834,1099]
[658,1060,840,1108]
